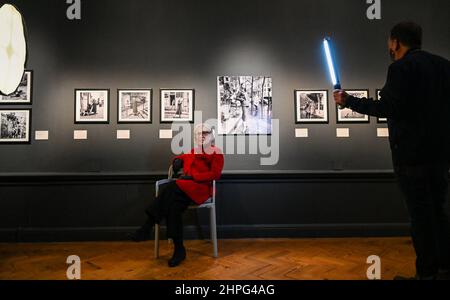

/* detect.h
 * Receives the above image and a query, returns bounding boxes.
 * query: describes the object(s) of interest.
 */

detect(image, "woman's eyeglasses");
[196,131,211,136]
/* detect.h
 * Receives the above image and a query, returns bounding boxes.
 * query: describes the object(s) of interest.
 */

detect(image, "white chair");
[154,166,218,258]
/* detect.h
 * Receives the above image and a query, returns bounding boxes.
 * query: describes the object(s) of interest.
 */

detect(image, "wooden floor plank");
[0,237,415,280]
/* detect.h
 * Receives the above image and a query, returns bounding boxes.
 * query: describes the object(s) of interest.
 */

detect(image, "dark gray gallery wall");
[0,0,449,242]
[0,0,448,172]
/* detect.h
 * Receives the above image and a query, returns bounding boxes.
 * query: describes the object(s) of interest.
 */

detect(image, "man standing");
[334,21,450,280]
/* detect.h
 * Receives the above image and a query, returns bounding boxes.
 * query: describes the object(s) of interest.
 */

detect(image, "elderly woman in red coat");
[131,123,224,267]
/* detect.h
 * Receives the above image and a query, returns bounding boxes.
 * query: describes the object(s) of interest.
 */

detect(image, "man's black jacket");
[345,49,450,166]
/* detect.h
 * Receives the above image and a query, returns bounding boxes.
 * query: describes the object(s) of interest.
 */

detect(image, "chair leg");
[154,223,160,259]
[210,205,218,258]
[193,209,205,240]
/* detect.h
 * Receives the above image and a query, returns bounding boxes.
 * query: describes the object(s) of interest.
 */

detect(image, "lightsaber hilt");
[333,84,345,110]
[334,84,345,109]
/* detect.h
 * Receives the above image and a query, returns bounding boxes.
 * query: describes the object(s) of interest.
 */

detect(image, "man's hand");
[333,90,349,107]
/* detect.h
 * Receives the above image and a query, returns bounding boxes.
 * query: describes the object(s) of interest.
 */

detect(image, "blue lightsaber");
[323,37,344,109]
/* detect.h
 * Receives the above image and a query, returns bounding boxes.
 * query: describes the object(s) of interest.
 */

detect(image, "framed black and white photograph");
[376,89,387,123]
[117,89,152,123]
[160,89,194,123]
[0,70,33,104]
[295,90,329,124]
[336,90,370,123]
[217,76,272,135]
[74,89,109,124]
[0,109,31,143]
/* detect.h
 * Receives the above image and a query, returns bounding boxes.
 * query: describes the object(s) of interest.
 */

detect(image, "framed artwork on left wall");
[0,109,31,144]
[74,89,110,124]
[0,70,33,104]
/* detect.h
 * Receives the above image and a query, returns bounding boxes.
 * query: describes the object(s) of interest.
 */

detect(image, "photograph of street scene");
[0,110,29,142]
[118,90,151,123]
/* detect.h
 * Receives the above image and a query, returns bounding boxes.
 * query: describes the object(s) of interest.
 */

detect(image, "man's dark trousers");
[395,162,450,278]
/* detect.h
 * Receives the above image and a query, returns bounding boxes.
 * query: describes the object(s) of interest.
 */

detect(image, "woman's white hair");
[194,123,215,146]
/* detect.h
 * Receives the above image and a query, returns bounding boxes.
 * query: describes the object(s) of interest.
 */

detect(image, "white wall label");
[366,0,381,20]
[295,128,309,138]
[35,131,49,141]
[159,129,173,139]
[377,128,389,137]
[336,128,350,138]
[117,130,130,140]
[74,130,87,140]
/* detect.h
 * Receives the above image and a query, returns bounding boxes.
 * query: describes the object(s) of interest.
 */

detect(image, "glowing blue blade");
[323,38,338,87]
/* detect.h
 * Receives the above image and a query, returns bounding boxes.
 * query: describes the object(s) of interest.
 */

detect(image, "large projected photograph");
[336,90,370,123]
[0,71,33,104]
[74,89,109,123]
[0,109,31,143]
[218,76,272,135]
[295,90,329,123]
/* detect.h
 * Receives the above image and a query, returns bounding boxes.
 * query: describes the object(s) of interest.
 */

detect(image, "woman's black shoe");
[168,247,186,267]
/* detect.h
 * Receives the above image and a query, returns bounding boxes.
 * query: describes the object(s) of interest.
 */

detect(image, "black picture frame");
[74,89,110,124]
[336,89,370,124]
[376,89,387,124]
[0,108,32,144]
[159,89,195,124]
[294,89,329,124]
[0,70,33,105]
[117,89,153,124]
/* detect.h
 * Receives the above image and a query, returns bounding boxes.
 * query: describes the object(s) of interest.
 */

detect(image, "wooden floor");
[0,238,416,280]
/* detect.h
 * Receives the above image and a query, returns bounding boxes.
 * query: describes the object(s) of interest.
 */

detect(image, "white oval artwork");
[0,4,27,95]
